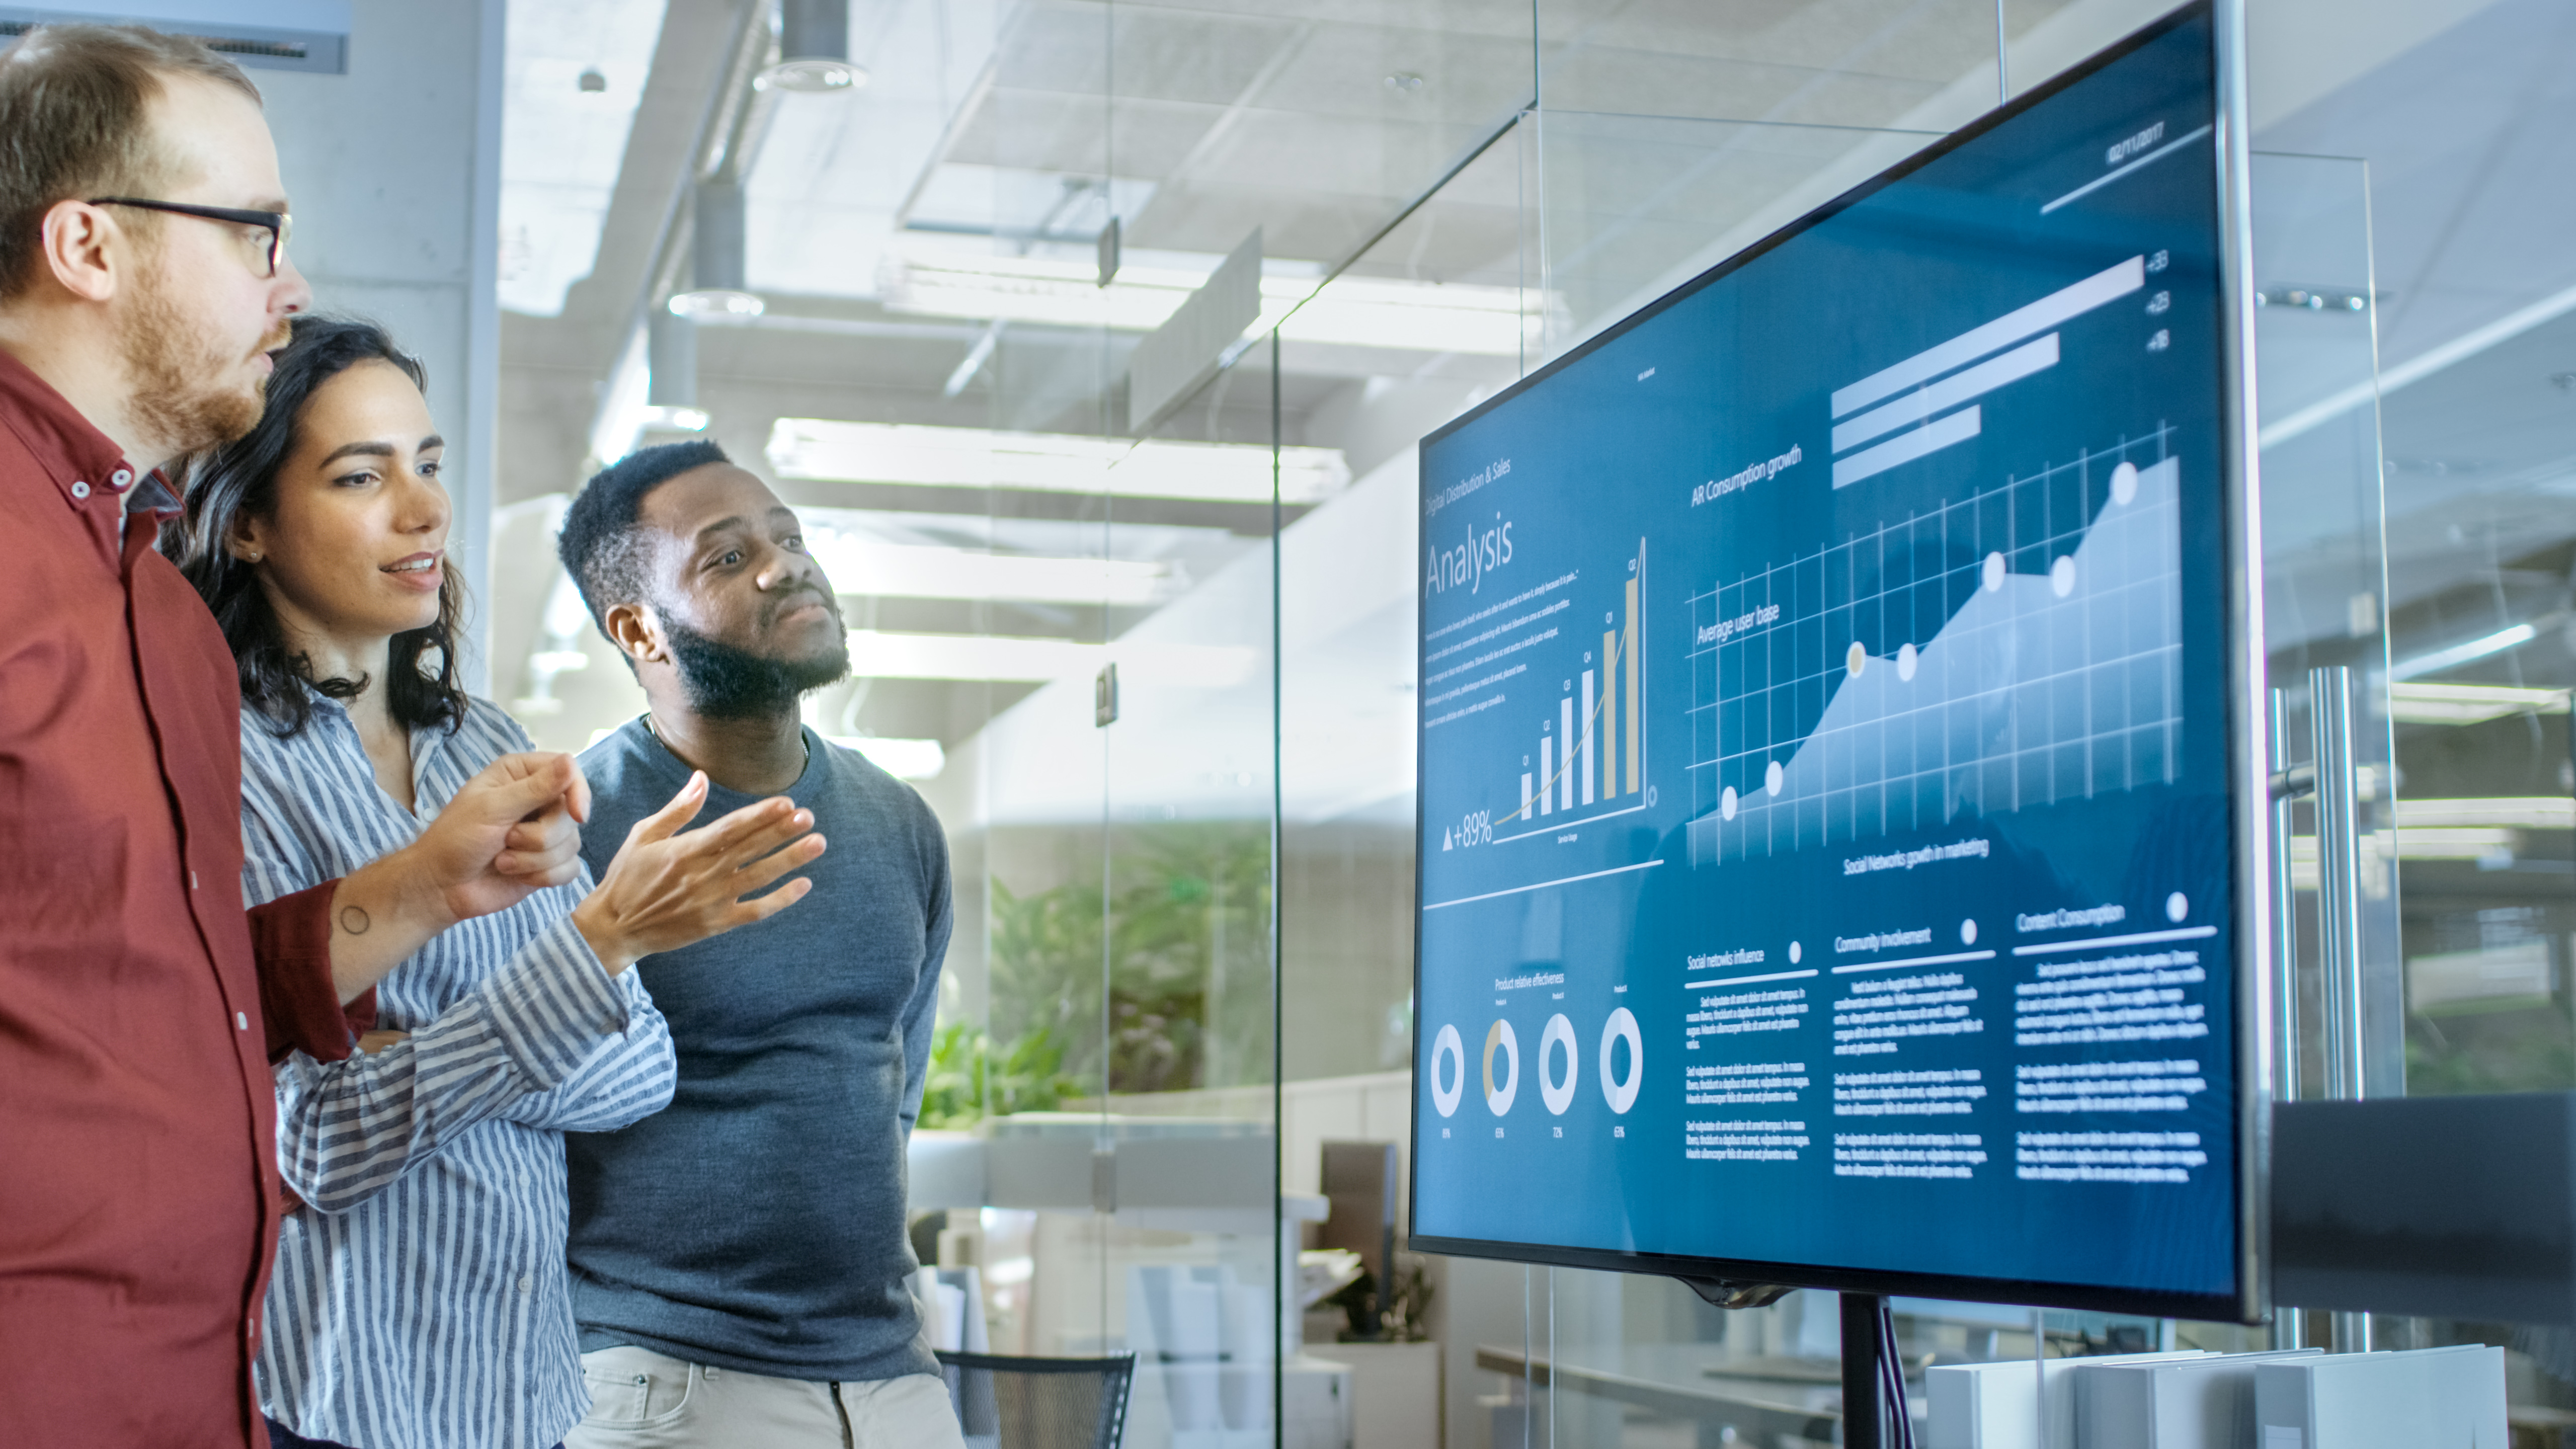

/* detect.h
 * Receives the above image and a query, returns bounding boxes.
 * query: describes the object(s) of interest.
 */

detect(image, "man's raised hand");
[568,771,825,974]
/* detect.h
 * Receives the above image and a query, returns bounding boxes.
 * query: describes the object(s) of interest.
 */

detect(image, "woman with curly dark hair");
[163,315,827,1449]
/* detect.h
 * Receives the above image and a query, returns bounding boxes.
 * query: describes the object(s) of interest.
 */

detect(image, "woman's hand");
[403,752,590,927]
[568,772,825,974]
[329,752,589,1003]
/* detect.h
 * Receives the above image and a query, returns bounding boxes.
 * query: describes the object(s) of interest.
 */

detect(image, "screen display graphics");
[1410,5,2250,1316]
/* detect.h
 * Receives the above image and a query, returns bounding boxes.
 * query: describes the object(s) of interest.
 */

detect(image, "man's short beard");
[663,616,851,720]
[119,253,275,453]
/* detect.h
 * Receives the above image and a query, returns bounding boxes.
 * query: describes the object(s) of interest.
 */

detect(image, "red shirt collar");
[0,344,157,515]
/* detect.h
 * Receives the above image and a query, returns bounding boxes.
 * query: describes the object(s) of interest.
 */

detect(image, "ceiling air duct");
[647,310,697,410]
[0,0,350,73]
[667,179,763,321]
[757,0,862,94]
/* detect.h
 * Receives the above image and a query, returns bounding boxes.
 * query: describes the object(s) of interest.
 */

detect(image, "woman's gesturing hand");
[405,751,590,927]
[328,752,589,1003]
[568,771,825,974]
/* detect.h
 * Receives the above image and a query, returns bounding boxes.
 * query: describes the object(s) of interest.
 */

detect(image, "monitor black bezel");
[1405,0,2270,1325]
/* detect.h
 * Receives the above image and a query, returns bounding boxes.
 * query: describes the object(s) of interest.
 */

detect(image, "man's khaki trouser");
[565,1343,968,1449]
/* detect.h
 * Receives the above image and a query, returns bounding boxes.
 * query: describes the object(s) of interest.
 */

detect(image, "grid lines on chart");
[1685,427,2181,862]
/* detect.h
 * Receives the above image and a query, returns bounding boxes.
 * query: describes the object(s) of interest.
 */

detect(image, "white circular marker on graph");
[1721,785,1738,821]
[1962,918,1978,945]
[1846,640,1868,677]
[2167,892,2189,923]
[2051,555,2076,598]
[2111,460,2140,506]
[1983,551,2006,592]
[1789,940,1802,964]
[1765,760,1783,795]
[1897,642,1917,681]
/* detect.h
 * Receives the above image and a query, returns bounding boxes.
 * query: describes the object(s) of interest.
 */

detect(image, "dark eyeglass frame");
[86,197,291,278]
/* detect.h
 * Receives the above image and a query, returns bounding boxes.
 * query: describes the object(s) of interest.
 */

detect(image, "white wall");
[259,0,505,687]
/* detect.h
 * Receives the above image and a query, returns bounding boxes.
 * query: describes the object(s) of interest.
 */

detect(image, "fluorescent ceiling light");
[668,289,765,318]
[2394,797,2576,830]
[2389,827,2521,859]
[1278,273,1532,356]
[2386,680,2569,725]
[849,629,1082,681]
[2386,623,2537,681]
[758,60,866,92]
[829,736,942,779]
[639,405,709,432]
[878,250,1530,356]
[804,528,1178,605]
[769,418,1351,505]
[2292,828,2509,865]
[845,629,1254,686]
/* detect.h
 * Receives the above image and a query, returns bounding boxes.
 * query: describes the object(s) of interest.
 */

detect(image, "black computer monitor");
[1409,0,2265,1322]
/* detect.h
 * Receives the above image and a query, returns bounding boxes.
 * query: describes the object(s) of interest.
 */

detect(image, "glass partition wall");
[912,8,1297,1444]
[1262,5,2568,1449]
[494,1,2576,1443]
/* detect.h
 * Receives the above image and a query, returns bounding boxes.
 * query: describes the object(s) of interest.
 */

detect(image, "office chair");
[934,1349,1137,1449]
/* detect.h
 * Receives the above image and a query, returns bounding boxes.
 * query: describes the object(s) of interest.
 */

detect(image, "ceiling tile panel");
[1238,24,1534,125]
[1537,44,1943,128]
[1171,109,1492,203]
[1132,0,1535,41]
[997,1,1302,106]
[1110,5,1306,105]
[1126,184,1390,263]
[953,89,1230,180]
[1548,0,2008,75]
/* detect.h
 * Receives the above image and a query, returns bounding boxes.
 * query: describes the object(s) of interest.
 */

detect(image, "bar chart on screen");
[1827,253,2146,488]
[1422,538,1649,854]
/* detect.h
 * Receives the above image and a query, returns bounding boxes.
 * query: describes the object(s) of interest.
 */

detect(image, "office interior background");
[221,0,2576,1441]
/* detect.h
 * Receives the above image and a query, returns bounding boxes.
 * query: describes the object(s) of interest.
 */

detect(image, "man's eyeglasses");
[87,197,291,279]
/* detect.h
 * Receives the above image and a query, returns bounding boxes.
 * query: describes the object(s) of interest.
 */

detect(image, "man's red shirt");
[0,347,366,1447]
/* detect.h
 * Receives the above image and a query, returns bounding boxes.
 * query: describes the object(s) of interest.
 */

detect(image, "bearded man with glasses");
[0,26,600,1448]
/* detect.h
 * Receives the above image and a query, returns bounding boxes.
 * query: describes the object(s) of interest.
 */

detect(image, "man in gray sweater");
[553,441,959,1448]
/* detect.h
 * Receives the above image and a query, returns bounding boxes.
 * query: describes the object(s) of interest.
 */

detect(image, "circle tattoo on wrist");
[339,905,372,935]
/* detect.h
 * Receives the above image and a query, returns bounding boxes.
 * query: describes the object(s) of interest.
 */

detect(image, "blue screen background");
[1411,9,2239,1306]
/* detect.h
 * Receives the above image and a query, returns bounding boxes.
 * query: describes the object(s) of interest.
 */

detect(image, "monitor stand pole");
[1841,1291,1884,1449]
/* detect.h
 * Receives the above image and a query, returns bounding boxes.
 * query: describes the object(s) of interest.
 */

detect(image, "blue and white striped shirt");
[241,691,677,1449]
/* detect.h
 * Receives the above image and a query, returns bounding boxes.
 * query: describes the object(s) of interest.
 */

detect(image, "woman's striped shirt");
[240,691,676,1449]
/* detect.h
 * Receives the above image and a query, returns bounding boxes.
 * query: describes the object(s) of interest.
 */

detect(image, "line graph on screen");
[1687,434,2183,865]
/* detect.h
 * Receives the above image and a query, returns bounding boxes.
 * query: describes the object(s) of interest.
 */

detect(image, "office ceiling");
[484,0,2576,758]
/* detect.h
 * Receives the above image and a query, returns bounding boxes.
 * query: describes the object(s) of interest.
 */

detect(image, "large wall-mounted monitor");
[1409,1,2264,1321]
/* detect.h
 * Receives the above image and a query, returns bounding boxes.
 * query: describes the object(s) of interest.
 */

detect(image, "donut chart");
[1429,1024,1465,1117]
[1436,1010,1646,1119]
[1482,1020,1519,1114]
[1599,1007,1643,1114]
[1538,1014,1579,1115]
